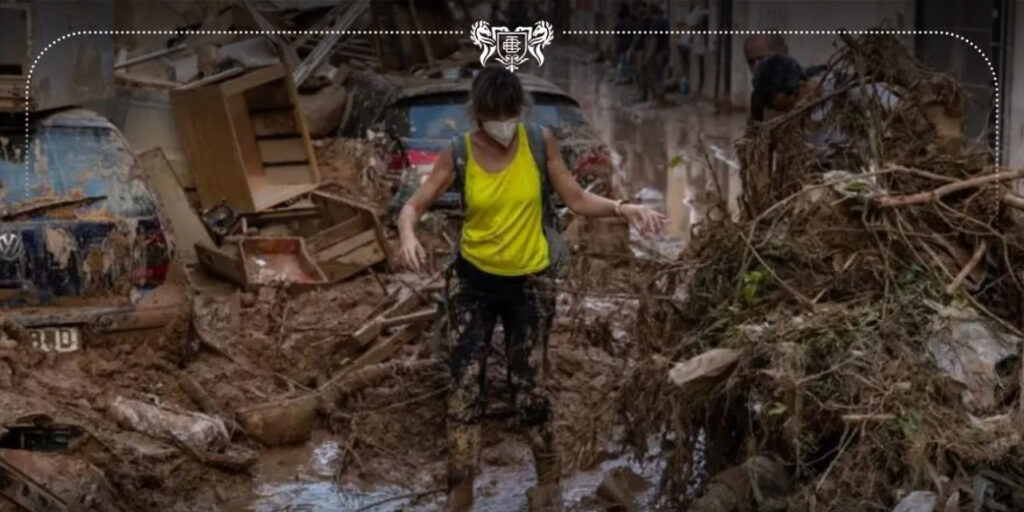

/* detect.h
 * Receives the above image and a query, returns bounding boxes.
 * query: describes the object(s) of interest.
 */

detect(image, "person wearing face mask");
[397,67,665,512]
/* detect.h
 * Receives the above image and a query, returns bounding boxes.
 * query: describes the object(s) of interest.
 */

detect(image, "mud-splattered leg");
[445,271,498,511]
[501,275,562,511]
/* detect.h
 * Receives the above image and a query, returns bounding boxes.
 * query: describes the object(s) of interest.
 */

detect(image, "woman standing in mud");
[397,67,664,511]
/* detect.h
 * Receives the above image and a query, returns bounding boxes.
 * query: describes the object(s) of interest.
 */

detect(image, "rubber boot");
[527,484,563,512]
[446,424,480,512]
[527,427,563,512]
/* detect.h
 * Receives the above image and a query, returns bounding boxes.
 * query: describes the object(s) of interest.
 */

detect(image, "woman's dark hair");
[752,54,805,111]
[618,4,630,18]
[470,67,526,121]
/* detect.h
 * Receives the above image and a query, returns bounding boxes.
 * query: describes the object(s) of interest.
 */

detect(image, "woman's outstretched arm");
[543,129,665,234]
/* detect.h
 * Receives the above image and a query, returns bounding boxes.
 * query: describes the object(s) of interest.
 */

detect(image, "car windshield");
[390,92,587,140]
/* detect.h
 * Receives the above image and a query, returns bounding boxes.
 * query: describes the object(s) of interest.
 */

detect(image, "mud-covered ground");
[0,257,655,511]
[0,52,744,511]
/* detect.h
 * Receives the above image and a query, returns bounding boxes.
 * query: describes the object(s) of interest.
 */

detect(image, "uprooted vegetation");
[620,33,1024,510]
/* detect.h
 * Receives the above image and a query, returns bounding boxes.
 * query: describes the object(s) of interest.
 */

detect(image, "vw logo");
[0,232,24,262]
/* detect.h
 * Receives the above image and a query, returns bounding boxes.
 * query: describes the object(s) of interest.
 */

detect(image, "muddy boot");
[527,427,560,483]
[526,427,563,511]
[527,483,563,512]
[446,424,480,512]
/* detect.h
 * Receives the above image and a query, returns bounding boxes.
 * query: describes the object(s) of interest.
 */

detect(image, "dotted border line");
[20,29,1000,195]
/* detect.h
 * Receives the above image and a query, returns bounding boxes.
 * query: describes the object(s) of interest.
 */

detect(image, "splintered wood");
[320,278,442,404]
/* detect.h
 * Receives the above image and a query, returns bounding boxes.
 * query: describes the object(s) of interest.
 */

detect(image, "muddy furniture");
[308,191,388,282]
[170,64,320,213]
[238,237,327,291]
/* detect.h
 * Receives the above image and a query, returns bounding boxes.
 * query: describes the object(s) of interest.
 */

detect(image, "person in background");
[752,54,899,143]
[644,3,671,105]
[398,68,665,512]
[628,2,651,100]
[614,3,635,83]
[676,20,693,94]
[743,33,788,123]
[743,33,788,72]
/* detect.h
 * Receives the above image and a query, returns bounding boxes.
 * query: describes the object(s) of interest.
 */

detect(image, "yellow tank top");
[460,124,550,276]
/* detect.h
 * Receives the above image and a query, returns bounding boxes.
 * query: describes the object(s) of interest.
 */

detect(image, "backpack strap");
[524,123,570,274]
[450,133,469,212]
[448,133,469,267]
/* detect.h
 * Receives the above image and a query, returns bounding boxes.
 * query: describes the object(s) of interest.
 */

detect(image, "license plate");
[27,327,81,353]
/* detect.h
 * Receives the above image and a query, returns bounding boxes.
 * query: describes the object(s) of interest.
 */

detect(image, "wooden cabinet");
[171,64,320,213]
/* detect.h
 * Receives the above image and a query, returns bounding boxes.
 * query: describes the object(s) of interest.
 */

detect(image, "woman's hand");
[398,233,427,273]
[619,204,666,235]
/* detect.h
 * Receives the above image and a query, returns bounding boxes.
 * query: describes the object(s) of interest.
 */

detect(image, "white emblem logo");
[470,21,555,72]
[0,232,24,262]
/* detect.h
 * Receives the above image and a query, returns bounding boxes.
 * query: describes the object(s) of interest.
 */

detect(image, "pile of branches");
[621,33,1024,510]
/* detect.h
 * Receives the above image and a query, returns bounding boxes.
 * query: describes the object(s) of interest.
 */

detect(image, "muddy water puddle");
[240,429,663,511]
[233,430,436,512]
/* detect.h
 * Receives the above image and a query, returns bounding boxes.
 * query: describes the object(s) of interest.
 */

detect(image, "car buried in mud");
[340,69,616,217]
[0,109,181,350]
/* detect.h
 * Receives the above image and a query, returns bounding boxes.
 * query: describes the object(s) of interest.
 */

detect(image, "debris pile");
[621,33,1024,510]
[114,1,463,93]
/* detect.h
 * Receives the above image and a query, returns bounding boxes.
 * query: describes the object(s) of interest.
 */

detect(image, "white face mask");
[482,118,519,147]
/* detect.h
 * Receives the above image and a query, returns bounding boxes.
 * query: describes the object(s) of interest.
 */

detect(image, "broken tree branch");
[1002,193,1024,211]
[351,487,445,512]
[945,241,987,294]
[878,170,1024,208]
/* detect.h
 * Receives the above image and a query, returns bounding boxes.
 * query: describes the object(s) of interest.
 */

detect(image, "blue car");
[0,109,181,351]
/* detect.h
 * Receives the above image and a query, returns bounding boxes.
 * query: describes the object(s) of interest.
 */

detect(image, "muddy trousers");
[444,257,558,502]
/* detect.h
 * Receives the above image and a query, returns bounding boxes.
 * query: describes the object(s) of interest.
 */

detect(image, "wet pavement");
[540,47,746,257]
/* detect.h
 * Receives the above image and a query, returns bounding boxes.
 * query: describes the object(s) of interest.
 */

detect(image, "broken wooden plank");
[239,0,299,70]
[379,308,438,329]
[288,2,348,52]
[0,451,71,512]
[114,70,180,90]
[292,0,371,86]
[242,205,321,226]
[312,190,383,219]
[315,229,377,262]
[346,324,423,374]
[138,148,215,264]
[177,67,245,90]
[318,241,385,282]
[307,214,369,252]
[352,288,430,346]
[407,0,436,67]
[116,44,187,70]
[320,323,427,404]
